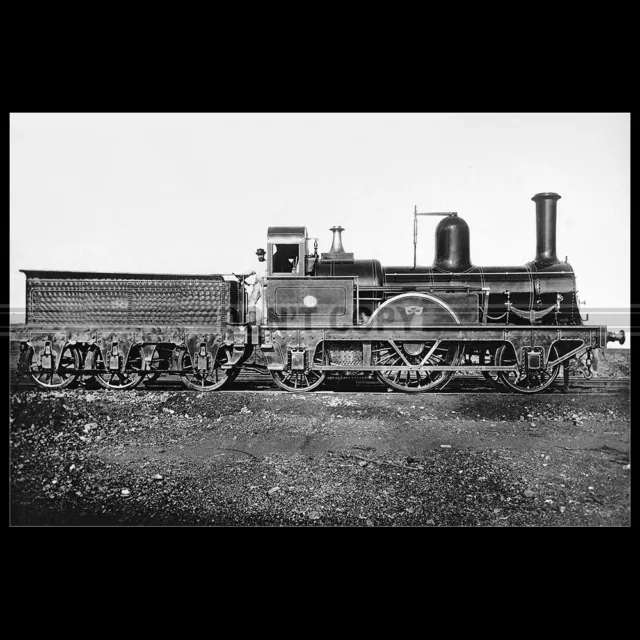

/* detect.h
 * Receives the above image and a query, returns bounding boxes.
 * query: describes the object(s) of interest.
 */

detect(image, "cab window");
[272,243,299,273]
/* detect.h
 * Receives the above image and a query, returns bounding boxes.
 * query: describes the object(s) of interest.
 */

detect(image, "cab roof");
[267,226,307,236]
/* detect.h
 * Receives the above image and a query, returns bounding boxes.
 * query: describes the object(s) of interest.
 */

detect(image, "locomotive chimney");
[532,192,561,267]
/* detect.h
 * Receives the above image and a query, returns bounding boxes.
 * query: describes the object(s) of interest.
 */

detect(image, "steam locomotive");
[14,192,624,394]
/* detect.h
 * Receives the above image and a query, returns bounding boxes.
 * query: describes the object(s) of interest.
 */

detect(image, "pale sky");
[9,113,630,344]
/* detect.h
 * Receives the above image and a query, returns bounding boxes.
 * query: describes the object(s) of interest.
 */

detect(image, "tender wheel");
[497,345,560,394]
[179,345,236,391]
[95,344,145,390]
[30,344,80,389]
[145,345,173,385]
[374,341,461,393]
[270,349,326,392]
[80,346,103,388]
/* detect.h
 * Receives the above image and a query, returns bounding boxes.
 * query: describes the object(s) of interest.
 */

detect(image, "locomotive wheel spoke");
[497,345,560,394]
[96,345,144,390]
[179,346,236,392]
[144,347,174,385]
[375,340,459,393]
[271,350,326,392]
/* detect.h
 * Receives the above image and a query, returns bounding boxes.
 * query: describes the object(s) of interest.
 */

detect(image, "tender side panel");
[25,276,236,325]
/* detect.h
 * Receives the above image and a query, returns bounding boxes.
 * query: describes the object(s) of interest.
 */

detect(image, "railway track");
[10,370,630,394]
[231,374,630,393]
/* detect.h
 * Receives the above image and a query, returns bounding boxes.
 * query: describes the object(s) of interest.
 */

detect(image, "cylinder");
[433,216,472,271]
[532,192,561,266]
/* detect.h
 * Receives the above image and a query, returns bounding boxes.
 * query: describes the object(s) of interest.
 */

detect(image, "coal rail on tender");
[12,192,625,395]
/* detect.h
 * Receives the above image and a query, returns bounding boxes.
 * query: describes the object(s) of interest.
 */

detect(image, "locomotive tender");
[14,192,625,394]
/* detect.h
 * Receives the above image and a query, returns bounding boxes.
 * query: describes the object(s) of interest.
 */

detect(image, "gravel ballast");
[10,387,630,526]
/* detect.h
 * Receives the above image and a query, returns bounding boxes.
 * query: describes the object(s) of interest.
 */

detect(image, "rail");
[10,372,629,394]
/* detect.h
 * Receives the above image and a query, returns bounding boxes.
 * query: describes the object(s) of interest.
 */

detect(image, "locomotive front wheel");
[95,344,145,390]
[30,344,80,389]
[497,345,560,394]
[374,341,461,393]
[178,345,236,391]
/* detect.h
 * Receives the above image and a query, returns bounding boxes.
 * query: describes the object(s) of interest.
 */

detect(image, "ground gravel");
[10,386,630,526]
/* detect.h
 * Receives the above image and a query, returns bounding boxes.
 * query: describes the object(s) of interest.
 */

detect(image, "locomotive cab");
[266,226,317,276]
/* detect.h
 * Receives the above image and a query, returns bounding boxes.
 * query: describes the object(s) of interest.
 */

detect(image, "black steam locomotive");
[14,192,624,394]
